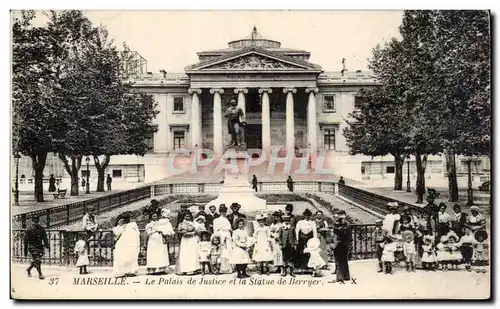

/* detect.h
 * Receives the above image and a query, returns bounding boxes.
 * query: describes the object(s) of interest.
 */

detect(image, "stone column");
[234,88,248,118]
[210,88,224,156]
[188,88,202,149]
[258,88,272,153]
[283,88,297,151]
[306,87,319,154]
[234,88,248,148]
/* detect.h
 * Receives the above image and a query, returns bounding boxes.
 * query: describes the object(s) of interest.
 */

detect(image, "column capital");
[233,88,248,94]
[188,88,202,95]
[258,88,273,94]
[209,88,224,94]
[283,87,297,94]
[305,87,319,94]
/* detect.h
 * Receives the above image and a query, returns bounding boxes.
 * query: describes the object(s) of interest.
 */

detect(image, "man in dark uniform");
[224,99,244,147]
[24,216,49,280]
[227,203,247,230]
[252,175,258,192]
[287,176,294,192]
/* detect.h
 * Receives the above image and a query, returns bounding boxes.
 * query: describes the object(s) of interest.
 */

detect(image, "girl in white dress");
[446,232,462,270]
[75,233,89,275]
[198,231,212,275]
[381,235,398,274]
[213,205,233,274]
[459,226,475,271]
[145,213,170,274]
[112,212,140,277]
[231,218,252,278]
[269,212,283,273]
[304,237,326,277]
[436,235,451,271]
[421,235,436,271]
[176,212,200,275]
[252,214,274,275]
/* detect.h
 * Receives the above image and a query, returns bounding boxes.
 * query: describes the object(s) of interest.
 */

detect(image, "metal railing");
[12,186,152,230]
[12,225,377,267]
[337,183,426,217]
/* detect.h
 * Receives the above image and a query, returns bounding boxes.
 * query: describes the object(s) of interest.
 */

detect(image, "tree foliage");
[343,10,490,202]
[12,10,158,198]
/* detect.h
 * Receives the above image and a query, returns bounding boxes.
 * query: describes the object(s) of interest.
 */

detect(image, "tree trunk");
[31,152,48,202]
[94,155,111,192]
[415,152,428,204]
[394,154,404,191]
[59,154,83,196]
[444,147,459,202]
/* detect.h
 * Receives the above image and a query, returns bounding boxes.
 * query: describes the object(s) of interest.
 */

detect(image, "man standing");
[338,176,345,185]
[106,174,112,191]
[252,175,258,192]
[24,216,49,280]
[287,176,294,192]
[224,99,244,147]
[227,203,247,230]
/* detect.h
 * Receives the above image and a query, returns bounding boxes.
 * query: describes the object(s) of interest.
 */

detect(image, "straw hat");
[255,213,267,221]
[446,231,459,242]
[470,206,480,212]
[402,230,415,242]
[307,237,320,250]
[423,235,434,244]
[387,202,399,209]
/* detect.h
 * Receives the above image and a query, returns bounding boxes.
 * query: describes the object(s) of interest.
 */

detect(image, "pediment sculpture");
[205,54,301,70]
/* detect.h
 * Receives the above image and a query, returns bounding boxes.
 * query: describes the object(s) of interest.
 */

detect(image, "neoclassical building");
[15,28,490,188]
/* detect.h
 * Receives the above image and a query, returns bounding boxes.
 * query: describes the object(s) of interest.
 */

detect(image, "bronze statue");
[224,99,245,148]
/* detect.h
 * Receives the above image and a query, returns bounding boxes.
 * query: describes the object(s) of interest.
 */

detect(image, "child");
[447,231,462,270]
[198,231,212,275]
[194,216,207,232]
[231,218,252,278]
[210,234,222,275]
[421,235,436,271]
[373,220,385,273]
[304,237,326,277]
[402,230,417,272]
[473,230,488,272]
[75,233,89,275]
[436,235,451,271]
[252,214,274,275]
[459,226,475,271]
[279,214,296,277]
[381,232,397,274]
[399,215,415,234]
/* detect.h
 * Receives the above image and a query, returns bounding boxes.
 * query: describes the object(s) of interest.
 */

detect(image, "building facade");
[15,28,490,187]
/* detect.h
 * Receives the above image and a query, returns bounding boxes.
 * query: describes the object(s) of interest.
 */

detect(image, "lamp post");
[14,153,21,206]
[406,154,411,192]
[85,156,90,194]
[466,156,474,206]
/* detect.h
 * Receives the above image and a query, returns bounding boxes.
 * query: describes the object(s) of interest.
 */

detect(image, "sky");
[73,11,404,73]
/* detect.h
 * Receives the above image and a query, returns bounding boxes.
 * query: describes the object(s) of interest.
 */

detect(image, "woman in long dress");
[295,209,318,273]
[331,214,351,281]
[112,212,140,277]
[213,205,233,274]
[159,208,175,270]
[269,212,284,273]
[145,212,172,274]
[176,212,200,275]
[314,211,330,268]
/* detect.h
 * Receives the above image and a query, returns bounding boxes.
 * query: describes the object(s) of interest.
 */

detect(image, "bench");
[53,189,67,199]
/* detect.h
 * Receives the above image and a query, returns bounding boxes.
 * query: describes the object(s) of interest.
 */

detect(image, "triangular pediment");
[185,48,321,72]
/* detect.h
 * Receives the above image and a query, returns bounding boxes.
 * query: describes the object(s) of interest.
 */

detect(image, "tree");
[12,11,60,202]
[344,39,411,190]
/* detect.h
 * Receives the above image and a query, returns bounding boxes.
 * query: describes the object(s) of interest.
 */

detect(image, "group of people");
[375,202,489,274]
[67,201,353,279]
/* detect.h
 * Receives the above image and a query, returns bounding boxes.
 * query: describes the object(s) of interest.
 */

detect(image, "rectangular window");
[81,170,91,178]
[173,96,185,113]
[386,166,395,174]
[112,170,122,178]
[323,95,335,112]
[324,128,336,150]
[144,131,154,152]
[354,96,364,110]
[173,131,185,150]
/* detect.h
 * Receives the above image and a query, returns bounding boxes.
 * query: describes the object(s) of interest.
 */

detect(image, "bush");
[305,193,360,224]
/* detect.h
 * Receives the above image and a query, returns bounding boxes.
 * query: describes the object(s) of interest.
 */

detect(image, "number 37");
[48,278,59,285]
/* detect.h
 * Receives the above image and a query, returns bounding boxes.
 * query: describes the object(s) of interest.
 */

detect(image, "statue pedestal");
[206,149,267,213]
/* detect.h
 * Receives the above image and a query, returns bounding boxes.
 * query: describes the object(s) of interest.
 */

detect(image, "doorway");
[245,124,262,149]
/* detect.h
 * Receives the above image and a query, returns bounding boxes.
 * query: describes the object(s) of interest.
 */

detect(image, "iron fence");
[12,186,152,230]
[12,224,377,267]
[337,184,426,217]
